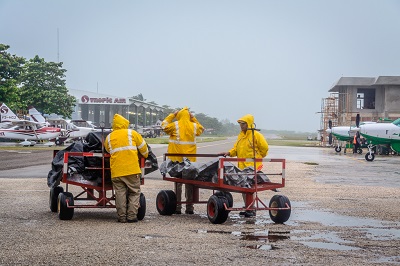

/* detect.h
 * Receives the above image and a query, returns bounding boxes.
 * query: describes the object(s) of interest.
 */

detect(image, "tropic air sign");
[80,95,129,105]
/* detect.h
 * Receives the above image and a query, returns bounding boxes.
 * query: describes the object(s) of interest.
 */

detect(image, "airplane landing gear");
[365,152,375,161]
[365,144,375,161]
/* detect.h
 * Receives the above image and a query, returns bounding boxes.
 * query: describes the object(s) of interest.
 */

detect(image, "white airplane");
[359,118,400,161]
[0,103,21,128]
[0,119,61,146]
[326,124,360,153]
[325,118,376,154]
[28,108,100,145]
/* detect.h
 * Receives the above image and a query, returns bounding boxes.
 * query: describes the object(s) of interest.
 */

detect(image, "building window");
[357,88,375,109]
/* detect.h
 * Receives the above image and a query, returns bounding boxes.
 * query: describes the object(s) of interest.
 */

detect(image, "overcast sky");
[1,0,399,132]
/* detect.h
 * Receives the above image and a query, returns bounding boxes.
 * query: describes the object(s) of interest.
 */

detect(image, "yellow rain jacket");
[228,114,269,170]
[161,107,204,162]
[104,114,149,178]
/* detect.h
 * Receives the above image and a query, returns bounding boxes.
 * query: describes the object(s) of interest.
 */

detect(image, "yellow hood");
[112,114,129,130]
[176,107,190,121]
[237,114,254,129]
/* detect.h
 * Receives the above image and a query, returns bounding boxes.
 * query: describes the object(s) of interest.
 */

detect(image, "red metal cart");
[156,153,291,224]
[49,151,147,220]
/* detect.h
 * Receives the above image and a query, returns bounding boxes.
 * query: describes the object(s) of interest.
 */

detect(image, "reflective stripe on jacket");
[104,114,149,178]
[161,107,204,162]
[229,114,269,170]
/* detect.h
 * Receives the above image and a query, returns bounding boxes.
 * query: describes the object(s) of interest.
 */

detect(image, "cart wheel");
[207,195,229,224]
[335,146,341,153]
[58,192,74,220]
[269,195,291,224]
[49,186,64,212]
[214,191,233,208]
[365,152,375,161]
[357,148,363,154]
[137,193,146,221]
[156,190,177,215]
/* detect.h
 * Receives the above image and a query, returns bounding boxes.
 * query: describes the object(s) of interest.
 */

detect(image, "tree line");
[0,43,238,135]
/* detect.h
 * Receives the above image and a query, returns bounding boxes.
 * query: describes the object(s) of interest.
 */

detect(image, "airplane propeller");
[328,120,333,145]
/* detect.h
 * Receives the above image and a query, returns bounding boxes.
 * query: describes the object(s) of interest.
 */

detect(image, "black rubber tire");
[335,146,341,153]
[214,191,233,208]
[269,194,291,224]
[55,139,63,146]
[58,192,74,220]
[207,195,229,224]
[156,190,177,215]
[365,152,375,162]
[357,148,363,154]
[137,193,146,221]
[49,186,64,212]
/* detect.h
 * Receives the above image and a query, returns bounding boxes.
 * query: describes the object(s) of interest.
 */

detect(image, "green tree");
[19,55,75,117]
[0,44,26,110]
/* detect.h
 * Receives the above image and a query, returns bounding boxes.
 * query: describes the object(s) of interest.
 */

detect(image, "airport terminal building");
[68,89,166,128]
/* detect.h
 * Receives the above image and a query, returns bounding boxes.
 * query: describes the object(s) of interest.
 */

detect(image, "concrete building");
[68,89,166,128]
[320,76,400,144]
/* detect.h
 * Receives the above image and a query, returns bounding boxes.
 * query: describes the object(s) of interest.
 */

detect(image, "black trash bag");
[159,158,192,178]
[159,158,219,182]
[196,158,219,182]
[142,144,159,175]
[158,157,272,188]
[223,162,250,187]
[241,167,271,186]
[47,141,85,188]
[84,131,110,152]
[222,164,271,188]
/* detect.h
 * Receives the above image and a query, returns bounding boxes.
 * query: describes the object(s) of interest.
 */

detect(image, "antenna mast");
[57,28,60,63]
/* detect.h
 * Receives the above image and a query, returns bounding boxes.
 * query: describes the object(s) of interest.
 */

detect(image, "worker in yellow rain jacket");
[161,107,205,214]
[219,114,269,217]
[104,114,149,223]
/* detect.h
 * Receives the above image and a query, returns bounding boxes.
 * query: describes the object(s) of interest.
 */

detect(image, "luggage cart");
[49,151,147,221]
[156,153,291,224]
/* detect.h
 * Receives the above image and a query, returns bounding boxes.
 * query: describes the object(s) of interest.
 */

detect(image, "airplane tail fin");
[0,103,20,123]
[28,106,47,124]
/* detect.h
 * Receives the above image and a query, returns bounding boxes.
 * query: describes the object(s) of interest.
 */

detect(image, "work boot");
[185,210,194,215]
[244,210,256,218]
[127,218,138,223]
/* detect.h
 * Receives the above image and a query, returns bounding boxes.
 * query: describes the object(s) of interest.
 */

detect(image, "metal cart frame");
[49,150,147,220]
[156,153,291,224]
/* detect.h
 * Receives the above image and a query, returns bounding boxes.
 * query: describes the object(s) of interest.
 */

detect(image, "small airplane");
[359,118,400,161]
[0,119,61,146]
[325,118,375,154]
[28,107,103,145]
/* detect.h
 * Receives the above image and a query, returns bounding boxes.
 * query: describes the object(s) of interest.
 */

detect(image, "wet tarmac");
[268,145,400,188]
[1,142,399,260]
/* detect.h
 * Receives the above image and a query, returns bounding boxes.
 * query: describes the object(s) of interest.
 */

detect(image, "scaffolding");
[319,93,338,146]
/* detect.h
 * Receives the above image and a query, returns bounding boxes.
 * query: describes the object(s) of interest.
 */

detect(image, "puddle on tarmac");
[286,202,399,252]
[201,201,399,252]
[142,234,166,239]
[194,229,289,250]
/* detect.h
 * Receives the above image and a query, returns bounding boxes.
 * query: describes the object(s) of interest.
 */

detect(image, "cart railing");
[61,151,146,208]
[158,153,291,223]
[162,153,285,194]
